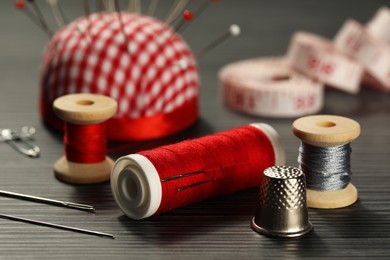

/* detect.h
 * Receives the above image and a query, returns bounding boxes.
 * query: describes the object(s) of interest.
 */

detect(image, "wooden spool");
[53,93,117,184]
[292,114,360,209]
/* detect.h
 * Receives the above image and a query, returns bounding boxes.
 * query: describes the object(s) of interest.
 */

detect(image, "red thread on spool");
[64,123,107,163]
[53,93,117,184]
[111,123,285,219]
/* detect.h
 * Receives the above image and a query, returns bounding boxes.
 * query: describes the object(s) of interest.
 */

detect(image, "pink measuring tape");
[219,57,323,118]
[367,6,390,45]
[287,31,364,94]
[334,19,390,92]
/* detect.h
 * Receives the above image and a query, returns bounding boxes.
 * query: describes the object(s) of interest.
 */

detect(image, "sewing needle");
[0,190,95,213]
[0,214,114,239]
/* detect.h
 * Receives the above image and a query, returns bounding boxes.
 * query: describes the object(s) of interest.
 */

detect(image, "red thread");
[139,125,275,215]
[64,123,107,163]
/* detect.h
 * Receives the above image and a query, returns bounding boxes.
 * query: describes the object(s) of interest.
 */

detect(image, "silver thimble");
[251,166,313,237]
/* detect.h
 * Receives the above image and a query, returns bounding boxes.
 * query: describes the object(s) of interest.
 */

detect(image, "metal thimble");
[251,166,313,237]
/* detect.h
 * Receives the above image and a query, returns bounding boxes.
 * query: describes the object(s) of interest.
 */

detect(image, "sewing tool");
[83,0,93,39]
[47,0,65,28]
[53,93,117,184]
[97,0,106,13]
[251,166,313,238]
[174,10,193,33]
[193,0,220,18]
[146,0,160,16]
[0,214,114,239]
[111,123,285,219]
[292,115,360,209]
[0,189,95,213]
[219,57,324,118]
[15,0,47,35]
[26,0,53,37]
[174,0,220,34]
[128,0,141,14]
[114,0,131,53]
[0,127,40,158]
[287,31,364,94]
[0,126,36,141]
[195,24,241,58]
[334,19,390,92]
[40,11,200,141]
[165,0,190,24]
[107,0,115,12]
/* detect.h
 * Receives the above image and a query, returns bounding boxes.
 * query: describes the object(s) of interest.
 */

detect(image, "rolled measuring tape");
[218,57,324,118]
[366,6,390,45]
[334,19,390,92]
[286,31,364,94]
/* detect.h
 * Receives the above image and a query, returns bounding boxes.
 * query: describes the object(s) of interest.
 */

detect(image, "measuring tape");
[219,57,324,118]
[367,6,390,45]
[287,31,364,94]
[334,19,390,92]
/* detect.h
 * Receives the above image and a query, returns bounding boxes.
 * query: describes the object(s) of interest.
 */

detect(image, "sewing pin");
[178,0,220,34]
[128,0,141,13]
[165,0,180,22]
[146,0,160,16]
[165,0,191,25]
[96,0,105,13]
[15,0,48,36]
[27,0,53,37]
[195,24,241,58]
[114,0,131,54]
[0,189,95,213]
[174,10,193,33]
[83,0,93,37]
[46,0,65,28]
[107,0,115,12]
[0,214,114,239]
[193,0,220,18]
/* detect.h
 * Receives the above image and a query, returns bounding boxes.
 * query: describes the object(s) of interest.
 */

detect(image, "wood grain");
[0,0,389,259]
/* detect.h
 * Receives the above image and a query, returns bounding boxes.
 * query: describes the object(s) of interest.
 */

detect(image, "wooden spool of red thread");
[53,93,117,184]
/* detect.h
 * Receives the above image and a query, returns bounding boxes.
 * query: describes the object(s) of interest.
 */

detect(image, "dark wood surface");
[1,0,389,259]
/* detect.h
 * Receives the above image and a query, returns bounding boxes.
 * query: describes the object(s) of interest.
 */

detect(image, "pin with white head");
[195,24,241,58]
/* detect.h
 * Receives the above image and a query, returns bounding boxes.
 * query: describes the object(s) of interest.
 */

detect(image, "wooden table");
[0,0,389,258]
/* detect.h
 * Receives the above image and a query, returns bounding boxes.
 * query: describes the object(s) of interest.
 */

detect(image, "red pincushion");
[40,12,200,140]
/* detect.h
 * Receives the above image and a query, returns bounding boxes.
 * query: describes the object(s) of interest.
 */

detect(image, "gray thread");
[298,142,352,191]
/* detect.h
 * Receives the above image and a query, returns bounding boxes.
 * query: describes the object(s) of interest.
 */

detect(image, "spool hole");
[123,176,138,200]
[77,100,95,106]
[272,75,291,81]
[316,121,336,127]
